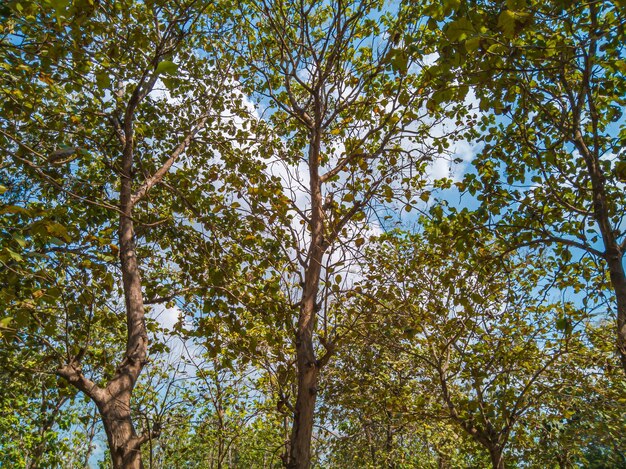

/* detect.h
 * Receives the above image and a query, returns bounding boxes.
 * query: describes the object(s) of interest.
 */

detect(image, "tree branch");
[130,115,209,206]
[56,362,104,403]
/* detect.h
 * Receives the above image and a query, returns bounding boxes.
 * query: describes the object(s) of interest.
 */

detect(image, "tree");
[224,0,452,465]
[430,0,626,371]
[321,327,488,468]
[0,344,72,468]
[0,0,264,466]
[345,217,600,468]
[520,320,626,468]
[7,1,625,467]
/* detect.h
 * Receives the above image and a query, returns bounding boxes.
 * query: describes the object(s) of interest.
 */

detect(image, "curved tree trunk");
[47,11,204,468]
[57,91,151,469]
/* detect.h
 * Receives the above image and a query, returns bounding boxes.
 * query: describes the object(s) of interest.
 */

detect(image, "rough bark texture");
[98,387,142,469]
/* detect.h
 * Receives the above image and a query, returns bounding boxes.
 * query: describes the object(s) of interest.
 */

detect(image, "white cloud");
[149,304,181,330]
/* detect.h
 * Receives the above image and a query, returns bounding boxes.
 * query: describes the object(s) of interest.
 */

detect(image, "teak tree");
[350,223,585,469]
[431,0,626,370]
[0,0,252,466]
[226,0,446,466]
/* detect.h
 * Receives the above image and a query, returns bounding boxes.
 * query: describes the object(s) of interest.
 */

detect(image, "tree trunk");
[97,386,143,469]
[488,445,505,469]
[288,345,319,468]
[288,130,325,469]
[288,276,323,468]
[56,115,150,468]
[606,251,626,370]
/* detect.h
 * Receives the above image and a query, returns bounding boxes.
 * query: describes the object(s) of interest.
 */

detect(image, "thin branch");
[130,114,209,206]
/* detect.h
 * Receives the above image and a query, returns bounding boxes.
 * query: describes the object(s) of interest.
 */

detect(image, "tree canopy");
[1,0,625,468]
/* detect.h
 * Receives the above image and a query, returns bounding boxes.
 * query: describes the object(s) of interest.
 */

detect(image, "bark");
[488,445,505,469]
[570,2,626,373]
[57,362,149,469]
[287,130,326,469]
[97,386,143,469]
[288,350,319,468]
[82,179,149,469]
[607,251,626,371]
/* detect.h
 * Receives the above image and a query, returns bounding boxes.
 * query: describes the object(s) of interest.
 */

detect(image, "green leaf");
[48,237,65,246]
[444,0,461,12]
[498,10,517,37]
[0,317,12,329]
[465,36,482,52]
[5,248,23,261]
[46,222,71,242]
[615,161,626,182]
[445,18,474,42]
[388,49,409,75]
[12,233,26,247]
[497,10,531,37]
[95,70,111,90]
[156,60,179,76]
[555,317,571,334]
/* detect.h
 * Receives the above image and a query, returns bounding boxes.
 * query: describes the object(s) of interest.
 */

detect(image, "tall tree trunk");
[288,132,325,469]
[574,129,626,372]
[288,239,324,468]
[288,344,319,468]
[92,168,149,469]
[57,108,150,469]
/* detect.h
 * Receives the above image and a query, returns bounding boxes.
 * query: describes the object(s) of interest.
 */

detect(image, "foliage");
[2,0,626,467]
